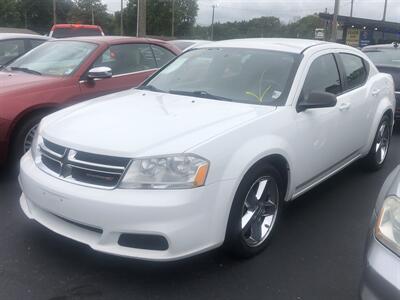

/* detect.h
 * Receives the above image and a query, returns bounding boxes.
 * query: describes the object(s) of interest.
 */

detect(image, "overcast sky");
[104,0,400,25]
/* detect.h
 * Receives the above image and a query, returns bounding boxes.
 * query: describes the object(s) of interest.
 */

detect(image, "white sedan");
[19,39,395,261]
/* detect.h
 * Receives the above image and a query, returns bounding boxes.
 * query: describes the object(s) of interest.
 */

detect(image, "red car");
[49,24,104,38]
[0,36,180,164]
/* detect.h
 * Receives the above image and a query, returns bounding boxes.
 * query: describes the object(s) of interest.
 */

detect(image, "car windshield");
[8,41,97,76]
[364,48,400,67]
[52,28,102,38]
[142,48,299,106]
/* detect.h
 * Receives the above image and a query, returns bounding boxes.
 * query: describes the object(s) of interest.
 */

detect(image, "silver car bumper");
[360,232,400,300]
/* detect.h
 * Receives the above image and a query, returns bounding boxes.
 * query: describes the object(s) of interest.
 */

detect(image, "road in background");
[1,133,399,300]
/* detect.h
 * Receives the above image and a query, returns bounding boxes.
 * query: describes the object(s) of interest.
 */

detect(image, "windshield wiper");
[169,90,232,101]
[10,67,42,76]
[137,84,166,93]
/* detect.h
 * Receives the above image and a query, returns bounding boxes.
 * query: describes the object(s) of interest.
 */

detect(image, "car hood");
[41,89,276,157]
[0,71,62,96]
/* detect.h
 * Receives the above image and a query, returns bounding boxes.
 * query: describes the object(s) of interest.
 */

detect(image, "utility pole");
[171,0,175,37]
[383,0,388,21]
[137,0,146,37]
[136,0,139,37]
[331,0,340,42]
[350,0,354,17]
[211,4,216,40]
[120,0,124,35]
[91,0,95,25]
[53,0,57,25]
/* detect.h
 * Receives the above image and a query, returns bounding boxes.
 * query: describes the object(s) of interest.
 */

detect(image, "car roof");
[195,38,329,53]
[171,39,209,43]
[52,24,102,29]
[55,35,172,46]
[0,33,49,41]
[362,43,400,51]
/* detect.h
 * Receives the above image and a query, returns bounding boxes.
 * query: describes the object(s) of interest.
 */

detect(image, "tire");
[224,162,284,258]
[10,113,47,162]
[362,115,391,171]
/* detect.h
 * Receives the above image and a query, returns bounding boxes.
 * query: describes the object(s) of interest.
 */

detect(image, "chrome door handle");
[338,102,351,111]
[372,89,381,96]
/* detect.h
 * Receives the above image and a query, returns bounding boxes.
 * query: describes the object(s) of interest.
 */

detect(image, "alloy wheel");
[23,124,38,153]
[241,176,279,247]
[375,122,390,165]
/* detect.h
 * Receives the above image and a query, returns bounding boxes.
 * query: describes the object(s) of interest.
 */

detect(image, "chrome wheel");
[23,124,38,153]
[241,176,279,247]
[375,122,390,165]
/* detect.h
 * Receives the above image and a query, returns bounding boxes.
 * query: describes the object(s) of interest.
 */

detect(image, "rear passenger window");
[339,53,368,90]
[93,44,157,75]
[0,39,25,66]
[30,39,46,49]
[301,54,342,102]
[151,45,176,68]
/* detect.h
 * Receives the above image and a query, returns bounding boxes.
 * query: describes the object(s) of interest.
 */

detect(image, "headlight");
[375,196,400,256]
[120,154,209,189]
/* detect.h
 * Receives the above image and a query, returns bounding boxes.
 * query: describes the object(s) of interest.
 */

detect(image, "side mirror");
[297,91,337,112]
[87,66,112,80]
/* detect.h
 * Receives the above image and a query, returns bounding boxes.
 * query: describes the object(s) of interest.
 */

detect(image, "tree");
[123,0,198,37]
[69,0,114,34]
[284,14,323,39]
[16,0,74,33]
[0,0,20,28]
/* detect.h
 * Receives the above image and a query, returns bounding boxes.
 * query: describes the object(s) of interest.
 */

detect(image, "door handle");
[338,102,351,111]
[372,88,381,96]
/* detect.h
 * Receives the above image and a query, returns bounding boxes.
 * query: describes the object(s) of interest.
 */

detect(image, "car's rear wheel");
[362,115,391,171]
[224,163,283,258]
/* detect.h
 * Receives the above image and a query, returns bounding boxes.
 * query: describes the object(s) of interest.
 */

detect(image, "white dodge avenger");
[19,39,395,261]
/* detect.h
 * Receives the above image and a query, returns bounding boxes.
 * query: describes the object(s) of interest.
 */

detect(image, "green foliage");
[70,0,114,34]
[284,14,323,39]
[0,1,321,40]
[0,0,20,28]
[122,0,198,37]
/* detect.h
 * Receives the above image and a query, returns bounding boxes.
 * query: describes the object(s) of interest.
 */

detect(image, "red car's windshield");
[52,28,103,38]
[8,41,97,77]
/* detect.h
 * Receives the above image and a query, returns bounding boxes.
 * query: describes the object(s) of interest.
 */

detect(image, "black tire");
[224,162,284,258]
[362,115,391,171]
[10,113,47,162]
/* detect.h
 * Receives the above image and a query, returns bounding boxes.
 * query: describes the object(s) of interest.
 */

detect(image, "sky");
[104,0,400,26]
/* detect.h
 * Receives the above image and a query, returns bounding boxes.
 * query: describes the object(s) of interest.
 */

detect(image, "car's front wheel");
[362,114,391,171]
[11,113,47,162]
[225,163,284,258]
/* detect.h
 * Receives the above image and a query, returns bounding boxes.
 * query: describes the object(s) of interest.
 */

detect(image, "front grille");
[38,138,131,189]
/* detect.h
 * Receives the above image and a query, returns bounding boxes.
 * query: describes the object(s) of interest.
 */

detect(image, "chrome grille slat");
[38,138,131,189]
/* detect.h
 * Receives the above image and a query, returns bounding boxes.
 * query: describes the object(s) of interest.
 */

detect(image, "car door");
[79,43,158,99]
[335,52,370,153]
[293,52,348,194]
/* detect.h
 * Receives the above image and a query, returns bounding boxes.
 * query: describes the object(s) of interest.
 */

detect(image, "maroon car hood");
[0,71,64,96]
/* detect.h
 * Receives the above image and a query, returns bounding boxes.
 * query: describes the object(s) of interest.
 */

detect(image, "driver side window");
[300,54,342,102]
[92,43,156,76]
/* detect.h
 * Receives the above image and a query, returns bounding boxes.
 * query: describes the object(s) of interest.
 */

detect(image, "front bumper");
[360,233,400,300]
[19,152,236,261]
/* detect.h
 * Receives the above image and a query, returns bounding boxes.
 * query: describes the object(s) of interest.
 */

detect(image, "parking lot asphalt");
[1,132,400,300]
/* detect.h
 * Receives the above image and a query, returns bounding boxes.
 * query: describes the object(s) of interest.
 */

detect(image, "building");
[319,13,400,47]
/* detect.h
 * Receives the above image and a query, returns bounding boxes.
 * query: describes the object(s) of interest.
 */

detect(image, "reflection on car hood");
[42,89,276,157]
[0,71,62,96]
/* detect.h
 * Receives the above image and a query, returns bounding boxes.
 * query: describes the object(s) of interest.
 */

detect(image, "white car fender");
[362,73,395,156]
